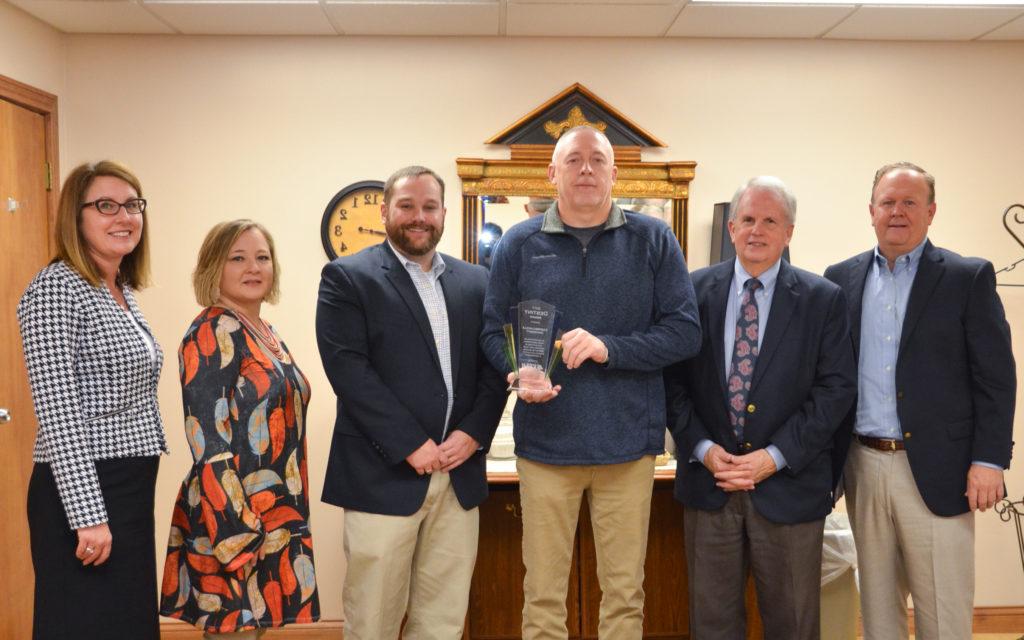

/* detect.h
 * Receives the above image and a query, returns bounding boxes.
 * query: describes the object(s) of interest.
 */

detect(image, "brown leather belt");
[857,435,905,451]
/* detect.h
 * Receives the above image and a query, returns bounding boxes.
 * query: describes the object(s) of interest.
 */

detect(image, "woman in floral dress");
[160,220,319,638]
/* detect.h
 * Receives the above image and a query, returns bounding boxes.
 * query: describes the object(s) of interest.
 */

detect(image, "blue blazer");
[824,241,1015,516]
[665,259,856,525]
[316,242,507,516]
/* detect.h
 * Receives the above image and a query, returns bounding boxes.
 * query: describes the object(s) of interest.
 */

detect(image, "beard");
[386,219,443,256]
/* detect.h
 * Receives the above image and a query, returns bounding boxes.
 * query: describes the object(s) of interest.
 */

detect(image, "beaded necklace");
[232,308,287,362]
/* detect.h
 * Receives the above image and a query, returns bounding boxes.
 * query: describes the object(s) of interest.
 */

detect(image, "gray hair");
[526,196,555,214]
[729,176,797,225]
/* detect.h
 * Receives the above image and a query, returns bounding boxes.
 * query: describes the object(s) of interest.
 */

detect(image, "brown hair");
[383,166,445,204]
[192,220,281,307]
[54,160,150,289]
[872,161,935,204]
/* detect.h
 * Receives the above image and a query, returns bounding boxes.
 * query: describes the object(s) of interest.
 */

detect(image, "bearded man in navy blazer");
[824,162,1015,640]
[316,166,506,639]
[665,176,856,640]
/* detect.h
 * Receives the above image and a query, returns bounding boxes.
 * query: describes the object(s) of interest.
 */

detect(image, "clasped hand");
[406,431,480,475]
[703,444,777,492]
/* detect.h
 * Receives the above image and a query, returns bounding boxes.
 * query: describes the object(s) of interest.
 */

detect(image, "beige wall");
[4,21,1024,617]
[0,2,64,95]
[0,2,66,166]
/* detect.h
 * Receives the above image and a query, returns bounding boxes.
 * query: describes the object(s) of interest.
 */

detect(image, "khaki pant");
[845,442,975,640]
[518,455,655,640]
[343,472,479,640]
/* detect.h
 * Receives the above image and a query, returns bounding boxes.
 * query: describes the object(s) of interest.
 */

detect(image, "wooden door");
[0,76,58,640]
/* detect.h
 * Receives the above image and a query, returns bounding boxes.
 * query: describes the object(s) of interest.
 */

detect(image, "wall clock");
[320,180,386,260]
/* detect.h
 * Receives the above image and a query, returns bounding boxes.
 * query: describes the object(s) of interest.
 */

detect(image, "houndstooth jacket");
[18,260,168,530]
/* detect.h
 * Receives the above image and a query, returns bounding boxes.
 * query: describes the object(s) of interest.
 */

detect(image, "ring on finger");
[85,546,95,554]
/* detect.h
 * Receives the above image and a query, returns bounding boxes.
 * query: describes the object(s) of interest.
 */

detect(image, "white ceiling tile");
[324,1,499,35]
[512,0,676,5]
[507,2,682,36]
[6,0,176,33]
[667,3,854,38]
[824,6,1024,40]
[143,1,336,35]
[978,11,1024,39]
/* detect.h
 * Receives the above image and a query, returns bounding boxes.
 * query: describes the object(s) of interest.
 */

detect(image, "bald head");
[552,126,615,166]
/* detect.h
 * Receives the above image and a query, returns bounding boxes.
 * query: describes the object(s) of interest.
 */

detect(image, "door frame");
[0,73,59,247]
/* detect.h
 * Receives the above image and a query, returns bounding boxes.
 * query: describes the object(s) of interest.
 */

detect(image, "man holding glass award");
[481,126,702,639]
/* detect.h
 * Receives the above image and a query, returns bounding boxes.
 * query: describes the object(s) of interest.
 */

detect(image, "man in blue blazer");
[665,176,856,640]
[316,166,506,639]
[824,162,1015,640]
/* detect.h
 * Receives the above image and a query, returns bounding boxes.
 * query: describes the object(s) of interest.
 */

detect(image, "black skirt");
[28,456,160,640]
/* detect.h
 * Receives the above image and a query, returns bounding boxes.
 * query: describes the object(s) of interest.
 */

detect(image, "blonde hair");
[54,161,151,289]
[192,220,281,307]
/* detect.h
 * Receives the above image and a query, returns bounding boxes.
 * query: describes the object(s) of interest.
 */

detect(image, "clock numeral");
[338,209,348,220]
[364,193,379,205]
[351,197,359,208]
[334,225,343,236]
[340,242,349,253]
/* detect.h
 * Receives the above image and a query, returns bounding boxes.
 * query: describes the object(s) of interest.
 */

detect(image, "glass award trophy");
[503,300,562,392]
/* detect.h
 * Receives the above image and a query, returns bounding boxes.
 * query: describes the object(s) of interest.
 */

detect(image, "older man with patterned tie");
[665,176,857,640]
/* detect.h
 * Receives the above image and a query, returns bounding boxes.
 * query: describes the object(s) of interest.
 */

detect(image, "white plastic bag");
[821,512,858,587]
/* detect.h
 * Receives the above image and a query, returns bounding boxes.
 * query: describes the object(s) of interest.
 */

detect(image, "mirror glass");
[476,195,674,268]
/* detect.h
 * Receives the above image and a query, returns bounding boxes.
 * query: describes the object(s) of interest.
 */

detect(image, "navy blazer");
[824,241,1015,516]
[665,259,856,525]
[316,242,507,516]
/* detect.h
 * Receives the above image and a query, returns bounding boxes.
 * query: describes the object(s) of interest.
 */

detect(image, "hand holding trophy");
[503,300,563,401]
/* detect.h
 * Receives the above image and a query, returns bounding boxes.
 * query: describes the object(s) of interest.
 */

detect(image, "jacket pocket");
[84,404,134,423]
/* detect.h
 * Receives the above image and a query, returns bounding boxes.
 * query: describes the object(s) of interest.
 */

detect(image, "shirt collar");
[541,202,627,234]
[387,239,446,277]
[734,258,781,295]
[872,238,927,274]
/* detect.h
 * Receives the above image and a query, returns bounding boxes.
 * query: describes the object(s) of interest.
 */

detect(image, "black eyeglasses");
[81,198,147,216]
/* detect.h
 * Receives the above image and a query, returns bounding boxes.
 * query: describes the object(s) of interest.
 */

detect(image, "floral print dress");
[160,307,319,632]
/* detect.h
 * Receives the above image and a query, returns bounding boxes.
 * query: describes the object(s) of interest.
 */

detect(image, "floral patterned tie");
[728,278,761,442]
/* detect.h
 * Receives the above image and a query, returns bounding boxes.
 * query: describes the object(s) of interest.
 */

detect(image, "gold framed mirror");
[457,84,696,264]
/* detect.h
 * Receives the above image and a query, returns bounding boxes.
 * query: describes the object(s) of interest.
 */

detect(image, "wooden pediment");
[485,83,665,160]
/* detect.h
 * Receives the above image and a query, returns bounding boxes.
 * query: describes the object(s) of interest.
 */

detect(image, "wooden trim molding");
[0,73,59,252]
[916,606,1024,634]
[161,607,1024,637]
[160,619,344,638]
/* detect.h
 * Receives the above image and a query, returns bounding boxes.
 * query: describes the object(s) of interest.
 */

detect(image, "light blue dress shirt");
[387,241,454,438]
[855,241,924,440]
[856,239,1000,469]
[693,259,787,471]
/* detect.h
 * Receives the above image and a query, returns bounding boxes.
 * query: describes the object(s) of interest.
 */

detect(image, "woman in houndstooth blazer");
[18,161,168,640]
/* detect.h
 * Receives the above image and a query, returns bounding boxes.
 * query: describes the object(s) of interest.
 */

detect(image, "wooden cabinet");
[466,472,762,639]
